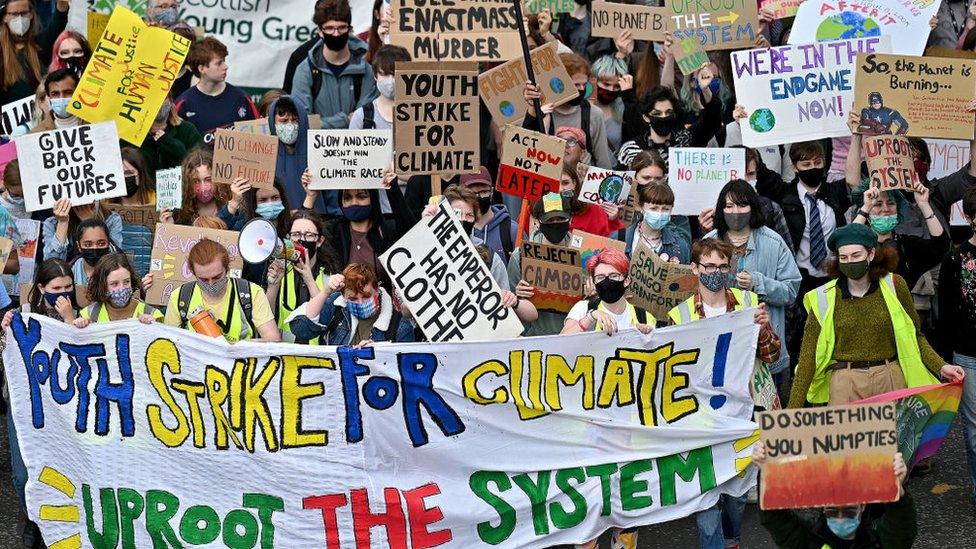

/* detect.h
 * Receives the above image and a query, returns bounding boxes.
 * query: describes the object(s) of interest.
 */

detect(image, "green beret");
[827,223,878,253]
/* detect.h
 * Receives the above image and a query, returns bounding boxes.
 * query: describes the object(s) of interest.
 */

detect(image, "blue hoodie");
[471,204,518,264]
[268,95,337,215]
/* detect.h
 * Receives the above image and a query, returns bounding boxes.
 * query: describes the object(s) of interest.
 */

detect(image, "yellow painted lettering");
[597,358,635,408]
[462,360,510,405]
[243,357,281,452]
[544,355,594,411]
[204,366,243,450]
[145,339,189,447]
[281,356,334,448]
[171,380,206,448]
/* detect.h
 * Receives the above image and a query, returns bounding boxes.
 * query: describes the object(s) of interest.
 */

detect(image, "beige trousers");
[828,359,907,405]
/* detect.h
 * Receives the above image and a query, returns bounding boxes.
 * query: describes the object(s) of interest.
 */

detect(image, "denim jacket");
[625,223,691,264]
[289,287,414,345]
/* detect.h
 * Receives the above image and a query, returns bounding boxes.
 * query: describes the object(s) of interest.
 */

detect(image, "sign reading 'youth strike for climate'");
[732,37,891,148]
[5,311,762,547]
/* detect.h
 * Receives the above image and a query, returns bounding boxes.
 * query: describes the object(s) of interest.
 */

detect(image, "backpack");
[310,64,363,111]
[544,100,593,154]
[361,102,376,130]
[178,278,256,337]
[499,215,513,261]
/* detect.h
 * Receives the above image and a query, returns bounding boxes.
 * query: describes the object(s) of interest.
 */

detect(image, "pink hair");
[586,247,629,277]
[48,30,90,74]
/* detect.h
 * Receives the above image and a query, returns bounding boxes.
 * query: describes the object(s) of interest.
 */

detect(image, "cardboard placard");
[0,237,13,267]
[308,130,392,190]
[668,147,746,215]
[591,3,669,42]
[16,121,126,213]
[232,115,322,134]
[390,0,521,62]
[496,125,565,201]
[731,37,891,148]
[68,7,191,145]
[673,35,709,75]
[1,96,35,137]
[760,0,800,19]
[852,53,976,140]
[155,167,182,211]
[667,0,760,51]
[521,241,584,313]
[479,42,577,126]
[2,218,40,297]
[211,129,279,188]
[394,62,480,177]
[104,203,158,232]
[789,0,941,56]
[569,230,626,274]
[618,184,643,227]
[926,139,971,226]
[525,0,575,14]
[628,238,697,321]
[379,200,524,341]
[758,403,899,509]
[145,224,244,306]
[579,166,634,207]
[864,135,919,191]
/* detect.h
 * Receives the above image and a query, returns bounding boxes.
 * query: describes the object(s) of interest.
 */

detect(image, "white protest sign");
[16,121,126,212]
[155,167,183,212]
[731,37,890,148]
[1,96,35,137]
[926,138,972,226]
[578,166,635,207]
[789,0,940,56]
[668,148,746,215]
[380,200,524,341]
[5,311,760,548]
[308,129,393,190]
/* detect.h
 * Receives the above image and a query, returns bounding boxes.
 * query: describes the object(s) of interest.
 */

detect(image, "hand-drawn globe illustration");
[816,12,882,41]
[549,77,565,94]
[599,174,626,203]
[749,108,776,133]
[499,100,516,118]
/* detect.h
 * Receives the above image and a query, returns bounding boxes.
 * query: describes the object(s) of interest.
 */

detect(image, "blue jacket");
[290,287,415,345]
[471,204,518,264]
[292,36,377,130]
[624,223,691,264]
[268,95,335,215]
[705,225,801,374]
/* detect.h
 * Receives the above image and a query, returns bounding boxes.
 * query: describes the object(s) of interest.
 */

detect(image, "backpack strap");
[234,278,257,337]
[362,101,376,130]
[499,215,513,260]
[310,64,323,109]
[385,309,402,341]
[580,100,593,153]
[177,282,196,329]
[90,302,103,323]
[353,73,363,106]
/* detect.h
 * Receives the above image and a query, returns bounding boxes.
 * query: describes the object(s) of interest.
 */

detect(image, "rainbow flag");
[855,382,963,468]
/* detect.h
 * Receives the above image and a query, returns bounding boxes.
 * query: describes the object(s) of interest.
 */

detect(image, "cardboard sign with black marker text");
[211,129,278,188]
[591,3,669,42]
[521,240,584,314]
[479,42,577,126]
[864,135,919,191]
[496,125,565,201]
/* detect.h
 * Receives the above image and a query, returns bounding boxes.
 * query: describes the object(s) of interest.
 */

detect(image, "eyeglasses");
[592,273,626,284]
[321,24,350,35]
[289,232,319,240]
[696,263,731,274]
[564,138,579,149]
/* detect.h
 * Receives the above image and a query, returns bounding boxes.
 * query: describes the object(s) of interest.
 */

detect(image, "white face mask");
[377,77,395,99]
[7,14,31,37]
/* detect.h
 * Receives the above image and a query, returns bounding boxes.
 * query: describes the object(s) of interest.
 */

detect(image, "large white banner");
[5,312,760,548]
[731,37,890,148]
[788,0,940,56]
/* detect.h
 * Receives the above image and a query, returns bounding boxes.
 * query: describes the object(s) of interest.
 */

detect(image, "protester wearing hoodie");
[267,95,335,215]
[461,167,519,264]
[291,0,377,129]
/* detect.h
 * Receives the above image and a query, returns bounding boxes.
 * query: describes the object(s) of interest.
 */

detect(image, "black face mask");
[595,278,627,303]
[797,167,825,188]
[478,195,492,215]
[81,246,109,266]
[567,90,586,107]
[539,221,570,244]
[299,239,319,254]
[323,32,350,52]
[648,115,675,137]
[124,174,139,197]
[461,220,475,234]
[64,56,85,78]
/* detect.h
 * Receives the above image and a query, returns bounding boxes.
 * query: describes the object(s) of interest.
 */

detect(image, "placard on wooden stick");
[591,3,669,42]
[212,129,278,188]
[521,241,584,313]
[496,125,565,201]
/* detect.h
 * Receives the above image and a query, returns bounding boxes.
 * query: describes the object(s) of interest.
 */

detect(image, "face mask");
[63,56,85,76]
[347,294,378,319]
[198,276,228,296]
[477,195,492,215]
[914,159,930,180]
[724,211,751,232]
[299,239,319,254]
[560,189,576,200]
[342,204,372,222]
[7,15,31,37]
[695,77,721,94]
[195,182,215,203]
[323,31,350,52]
[826,516,861,539]
[595,278,626,303]
[745,178,757,188]
[107,287,134,308]
[461,220,475,234]
[539,220,570,244]
[124,174,139,196]
[151,7,179,27]
[869,214,898,234]
[377,78,395,99]
[699,270,727,292]
[256,200,285,220]
[596,87,619,105]
[5,192,23,205]
[643,210,670,230]
[81,247,109,266]
[648,115,675,137]
[43,290,73,307]
[567,91,584,107]
[839,259,870,280]
[797,167,825,188]
[276,122,299,145]
[49,97,71,119]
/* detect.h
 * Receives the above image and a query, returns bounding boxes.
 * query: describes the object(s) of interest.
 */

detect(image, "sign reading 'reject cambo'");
[5,311,761,547]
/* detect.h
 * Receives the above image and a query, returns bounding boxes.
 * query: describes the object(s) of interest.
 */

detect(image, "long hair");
[48,29,92,73]
[87,252,142,305]
[824,245,900,282]
[289,209,340,275]
[0,1,43,91]
[241,177,292,237]
[634,46,663,100]
[366,0,383,63]
[713,179,766,236]
[177,147,230,223]
[28,258,73,313]
[116,147,155,205]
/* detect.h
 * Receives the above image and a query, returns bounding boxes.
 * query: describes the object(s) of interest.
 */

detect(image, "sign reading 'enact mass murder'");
[394,62,480,177]
[16,121,125,213]
[308,129,392,190]
[390,0,521,62]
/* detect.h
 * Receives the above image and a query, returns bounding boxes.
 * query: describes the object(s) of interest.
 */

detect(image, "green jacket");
[137,121,203,175]
[759,494,917,549]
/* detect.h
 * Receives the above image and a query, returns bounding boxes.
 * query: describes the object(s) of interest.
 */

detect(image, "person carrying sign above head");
[42,197,123,263]
[858,92,909,136]
[790,223,965,408]
[73,252,161,327]
[161,148,232,227]
[162,238,280,343]
[753,442,916,548]
[625,182,691,263]
[289,262,413,346]
[560,246,654,336]
[349,45,410,131]
[560,160,625,237]
[137,95,203,176]
[590,54,628,154]
[292,0,377,129]
[174,37,259,143]
[0,0,68,106]
[268,95,332,215]
[30,67,78,132]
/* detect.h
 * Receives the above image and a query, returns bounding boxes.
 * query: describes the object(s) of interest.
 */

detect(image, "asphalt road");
[0,417,971,548]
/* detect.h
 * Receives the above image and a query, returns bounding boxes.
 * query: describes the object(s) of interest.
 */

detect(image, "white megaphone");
[238,219,307,264]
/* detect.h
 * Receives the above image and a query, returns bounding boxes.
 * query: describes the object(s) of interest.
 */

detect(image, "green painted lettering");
[83,485,120,549]
[512,471,552,535]
[179,505,221,545]
[657,447,716,506]
[550,467,587,529]
[117,488,145,548]
[620,459,654,511]
[145,490,182,548]
[584,463,618,516]
[243,493,284,548]
[469,471,516,544]
[222,509,259,548]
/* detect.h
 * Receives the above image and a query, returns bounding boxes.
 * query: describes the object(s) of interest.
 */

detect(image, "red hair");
[48,30,91,74]
[587,247,629,277]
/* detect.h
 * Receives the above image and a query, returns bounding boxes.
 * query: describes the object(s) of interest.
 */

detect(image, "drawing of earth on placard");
[750,109,776,133]
[549,77,565,94]
[599,174,626,203]
[816,12,882,41]
[499,101,516,117]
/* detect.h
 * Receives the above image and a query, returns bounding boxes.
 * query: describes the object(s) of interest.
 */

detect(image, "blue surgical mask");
[643,210,670,230]
[347,295,378,319]
[698,271,727,292]
[49,97,71,119]
[43,290,73,307]
[256,200,285,220]
[826,516,861,539]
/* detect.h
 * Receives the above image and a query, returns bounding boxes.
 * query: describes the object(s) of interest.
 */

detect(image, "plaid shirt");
[692,290,781,364]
